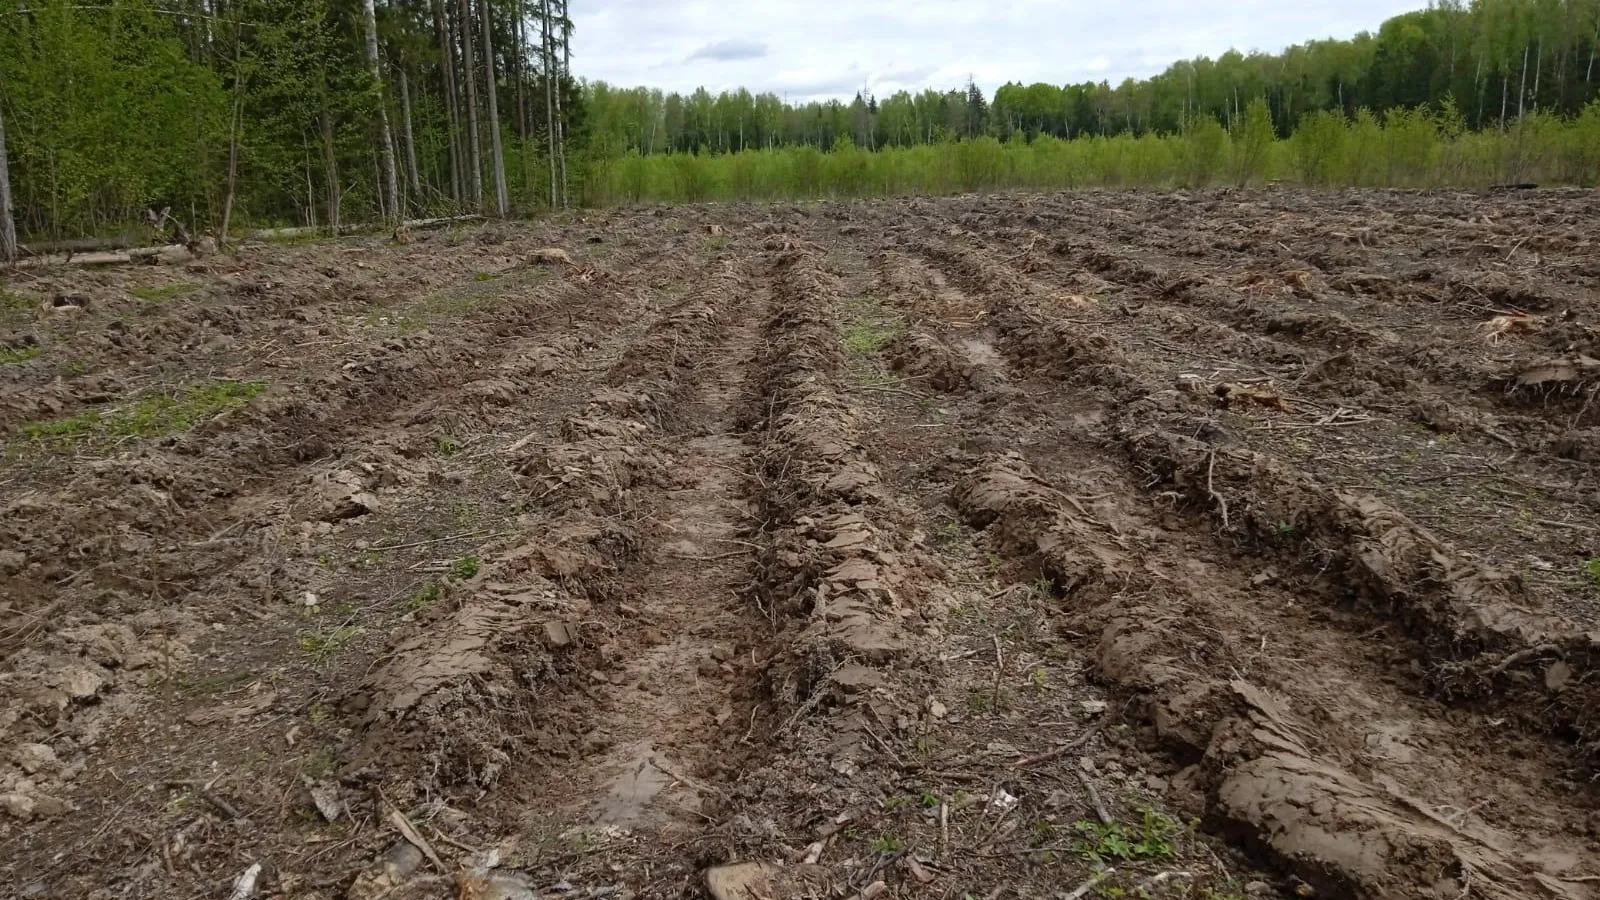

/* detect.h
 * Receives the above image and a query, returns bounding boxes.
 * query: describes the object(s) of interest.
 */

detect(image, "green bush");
[1181,115,1229,187]
[1229,99,1276,186]
[1289,110,1347,185]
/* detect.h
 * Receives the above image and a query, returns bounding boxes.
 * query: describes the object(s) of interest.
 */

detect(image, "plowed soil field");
[2,189,1598,900]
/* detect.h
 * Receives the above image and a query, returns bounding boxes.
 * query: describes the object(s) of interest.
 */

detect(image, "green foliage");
[1180,115,1228,187]
[130,282,200,302]
[448,556,480,579]
[403,580,442,612]
[0,345,41,365]
[298,623,361,664]
[868,834,902,853]
[1289,110,1348,185]
[1584,558,1600,588]
[1230,99,1276,186]
[21,379,265,444]
[1071,808,1180,863]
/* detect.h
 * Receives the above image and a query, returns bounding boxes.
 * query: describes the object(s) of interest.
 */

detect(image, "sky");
[571,0,1425,102]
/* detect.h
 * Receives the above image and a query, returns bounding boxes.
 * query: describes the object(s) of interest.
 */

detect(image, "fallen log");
[8,244,193,270]
[245,214,482,242]
[4,215,486,270]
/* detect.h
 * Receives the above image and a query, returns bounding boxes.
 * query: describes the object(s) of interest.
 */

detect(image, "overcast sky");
[572,0,1424,102]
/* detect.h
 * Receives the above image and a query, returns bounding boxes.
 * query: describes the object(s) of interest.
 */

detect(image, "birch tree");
[361,0,400,219]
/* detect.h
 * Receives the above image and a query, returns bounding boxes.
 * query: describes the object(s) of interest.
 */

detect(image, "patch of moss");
[21,379,267,444]
[130,282,200,302]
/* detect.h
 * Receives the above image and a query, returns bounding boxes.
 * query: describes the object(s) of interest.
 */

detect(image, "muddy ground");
[1,189,1597,900]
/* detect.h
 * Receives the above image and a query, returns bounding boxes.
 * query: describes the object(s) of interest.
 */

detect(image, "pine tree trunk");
[434,0,464,202]
[0,94,16,262]
[458,0,484,208]
[480,0,509,215]
[541,0,556,208]
[513,0,528,139]
[399,69,423,202]
[555,0,570,207]
[320,102,342,229]
[362,0,400,220]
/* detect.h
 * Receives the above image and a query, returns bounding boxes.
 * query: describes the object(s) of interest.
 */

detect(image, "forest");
[2,0,1600,254]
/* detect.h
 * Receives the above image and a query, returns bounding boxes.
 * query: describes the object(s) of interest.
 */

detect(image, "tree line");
[0,0,579,258]
[585,99,1600,206]
[3,0,1600,257]
[582,0,1600,154]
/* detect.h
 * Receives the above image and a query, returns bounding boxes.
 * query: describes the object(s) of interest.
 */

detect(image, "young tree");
[1230,97,1276,185]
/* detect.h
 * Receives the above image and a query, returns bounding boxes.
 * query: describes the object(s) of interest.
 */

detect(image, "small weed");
[130,282,200,302]
[703,235,730,251]
[472,271,495,282]
[843,320,901,357]
[448,556,480,579]
[1029,666,1049,689]
[307,701,329,725]
[966,690,992,713]
[164,788,194,815]
[303,744,340,777]
[919,791,940,808]
[298,624,362,665]
[435,434,460,457]
[403,581,442,612]
[1071,807,1180,863]
[0,345,40,365]
[868,834,902,853]
[1275,521,1296,536]
[839,295,904,358]
[935,520,963,546]
[1584,558,1600,588]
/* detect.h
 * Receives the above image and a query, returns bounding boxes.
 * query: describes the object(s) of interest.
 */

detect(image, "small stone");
[589,669,610,683]
[710,645,733,662]
[1,793,35,819]
[13,743,58,775]
[1244,882,1272,896]
[1251,569,1278,586]
[542,621,574,649]
[928,699,948,719]
[0,550,25,575]
[1080,699,1107,716]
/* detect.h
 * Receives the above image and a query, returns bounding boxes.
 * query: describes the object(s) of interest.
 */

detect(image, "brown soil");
[2,191,1597,900]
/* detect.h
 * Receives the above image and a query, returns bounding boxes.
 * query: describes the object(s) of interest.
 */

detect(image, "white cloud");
[688,38,770,61]
[573,0,1424,101]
